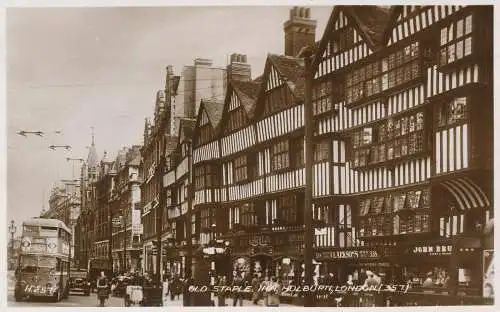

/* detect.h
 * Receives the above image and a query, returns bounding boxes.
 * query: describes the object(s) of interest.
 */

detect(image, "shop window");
[437,97,468,128]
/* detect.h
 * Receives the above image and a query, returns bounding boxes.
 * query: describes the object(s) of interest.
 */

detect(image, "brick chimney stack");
[227,53,251,82]
[284,7,317,57]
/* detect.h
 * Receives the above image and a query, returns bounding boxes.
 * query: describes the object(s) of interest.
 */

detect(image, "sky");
[6,6,332,234]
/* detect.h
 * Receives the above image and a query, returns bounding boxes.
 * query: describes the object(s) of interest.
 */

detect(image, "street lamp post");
[9,220,17,271]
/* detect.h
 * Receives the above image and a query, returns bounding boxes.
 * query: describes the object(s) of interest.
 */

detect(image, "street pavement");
[8,283,292,307]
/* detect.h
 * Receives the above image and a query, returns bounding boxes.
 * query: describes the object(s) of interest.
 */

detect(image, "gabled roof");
[201,98,224,130]
[313,6,393,69]
[268,54,306,101]
[231,80,261,118]
[345,6,393,48]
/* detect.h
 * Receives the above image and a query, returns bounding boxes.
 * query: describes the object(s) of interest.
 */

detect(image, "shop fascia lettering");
[412,245,452,254]
[317,249,379,259]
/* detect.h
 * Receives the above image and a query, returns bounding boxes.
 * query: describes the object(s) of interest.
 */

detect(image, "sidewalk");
[162,294,295,307]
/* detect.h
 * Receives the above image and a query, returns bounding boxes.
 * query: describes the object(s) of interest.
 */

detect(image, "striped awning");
[441,177,490,211]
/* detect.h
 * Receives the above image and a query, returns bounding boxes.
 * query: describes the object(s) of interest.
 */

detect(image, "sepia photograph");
[5,3,495,308]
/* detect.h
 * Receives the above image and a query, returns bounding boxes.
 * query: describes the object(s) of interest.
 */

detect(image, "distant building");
[165,58,227,136]
[110,145,143,273]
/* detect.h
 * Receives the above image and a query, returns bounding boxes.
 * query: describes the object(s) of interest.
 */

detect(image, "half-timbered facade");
[162,118,196,278]
[312,5,493,295]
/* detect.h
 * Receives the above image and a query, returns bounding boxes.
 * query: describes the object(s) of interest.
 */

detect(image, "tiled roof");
[345,5,392,49]
[201,99,224,129]
[268,54,306,101]
[232,79,261,117]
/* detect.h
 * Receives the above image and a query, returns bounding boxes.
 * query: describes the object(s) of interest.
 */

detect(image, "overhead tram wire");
[8,77,237,90]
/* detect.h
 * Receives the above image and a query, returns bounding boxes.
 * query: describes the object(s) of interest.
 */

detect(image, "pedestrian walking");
[266,276,281,307]
[251,274,261,305]
[217,276,227,306]
[261,276,270,306]
[232,271,244,306]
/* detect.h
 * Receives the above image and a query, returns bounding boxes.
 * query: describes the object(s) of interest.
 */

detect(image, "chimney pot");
[306,8,311,18]
[242,55,247,63]
[300,7,305,18]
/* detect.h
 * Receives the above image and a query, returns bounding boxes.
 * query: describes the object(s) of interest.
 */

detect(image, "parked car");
[69,277,91,296]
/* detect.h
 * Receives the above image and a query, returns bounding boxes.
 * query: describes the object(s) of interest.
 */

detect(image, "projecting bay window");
[358,188,431,238]
[271,140,290,172]
[346,42,421,104]
[439,15,473,67]
[351,111,426,169]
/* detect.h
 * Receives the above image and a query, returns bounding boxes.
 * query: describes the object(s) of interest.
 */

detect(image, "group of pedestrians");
[215,272,282,307]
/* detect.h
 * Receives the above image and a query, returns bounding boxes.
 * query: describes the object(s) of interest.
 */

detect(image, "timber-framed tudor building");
[157,5,493,298]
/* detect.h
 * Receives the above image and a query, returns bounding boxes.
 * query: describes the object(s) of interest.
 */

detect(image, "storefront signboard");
[409,245,452,256]
[315,249,379,260]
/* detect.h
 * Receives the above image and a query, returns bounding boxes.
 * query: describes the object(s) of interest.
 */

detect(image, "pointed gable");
[194,99,224,146]
[313,6,392,78]
[232,80,260,118]
[220,78,260,135]
[255,54,305,118]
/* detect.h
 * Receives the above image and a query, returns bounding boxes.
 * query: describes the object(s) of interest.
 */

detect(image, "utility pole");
[303,52,315,307]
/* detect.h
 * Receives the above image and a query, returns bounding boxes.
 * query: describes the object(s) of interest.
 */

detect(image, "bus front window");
[19,255,38,273]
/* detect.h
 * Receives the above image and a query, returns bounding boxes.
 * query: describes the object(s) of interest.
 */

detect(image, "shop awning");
[441,177,490,211]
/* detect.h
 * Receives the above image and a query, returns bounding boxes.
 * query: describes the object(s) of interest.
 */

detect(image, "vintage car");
[69,270,91,296]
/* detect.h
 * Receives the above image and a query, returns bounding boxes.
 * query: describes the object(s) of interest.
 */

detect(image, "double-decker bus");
[14,218,72,302]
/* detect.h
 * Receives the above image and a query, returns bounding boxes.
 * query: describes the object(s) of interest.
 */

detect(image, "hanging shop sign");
[132,224,143,235]
[315,249,379,260]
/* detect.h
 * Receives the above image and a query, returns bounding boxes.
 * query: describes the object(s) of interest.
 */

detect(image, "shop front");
[315,247,392,285]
